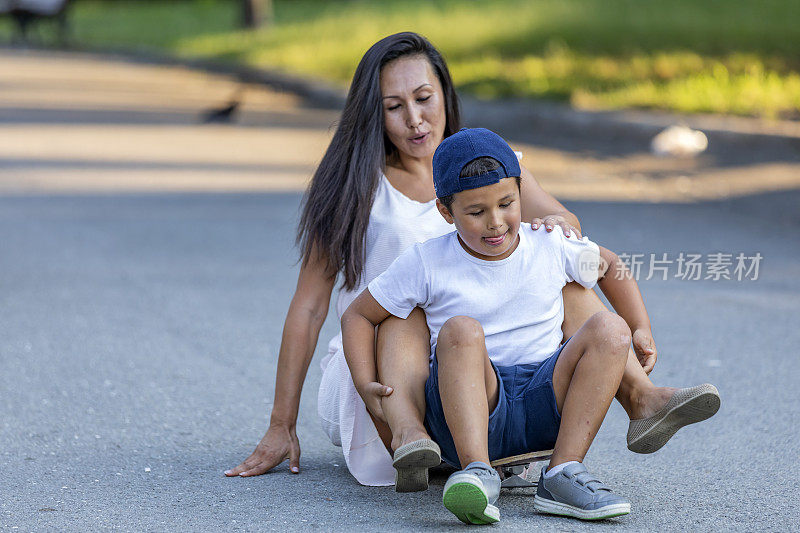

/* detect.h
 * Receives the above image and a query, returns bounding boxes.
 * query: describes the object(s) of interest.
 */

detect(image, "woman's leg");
[374,307,433,452]
[561,282,676,420]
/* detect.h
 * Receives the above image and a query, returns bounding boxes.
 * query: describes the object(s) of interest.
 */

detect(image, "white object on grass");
[651,125,708,157]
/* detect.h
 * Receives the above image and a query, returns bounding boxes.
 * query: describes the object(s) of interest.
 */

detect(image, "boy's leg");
[561,282,674,419]
[436,316,502,525]
[561,284,720,453]
[436,316,499,467]
[534,311,632,520]
[550,311,630,467]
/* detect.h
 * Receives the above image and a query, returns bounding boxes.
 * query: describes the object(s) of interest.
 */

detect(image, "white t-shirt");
[368,223,600,366]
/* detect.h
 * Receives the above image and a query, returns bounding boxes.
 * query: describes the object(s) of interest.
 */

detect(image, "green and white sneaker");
[534,463,630,521]
[442,461,501,525]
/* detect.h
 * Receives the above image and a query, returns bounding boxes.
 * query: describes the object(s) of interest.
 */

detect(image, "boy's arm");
[595,246,657,372]
[341,288,393,421]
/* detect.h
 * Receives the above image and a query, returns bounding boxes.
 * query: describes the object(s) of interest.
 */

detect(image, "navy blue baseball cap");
[433,128,521,199]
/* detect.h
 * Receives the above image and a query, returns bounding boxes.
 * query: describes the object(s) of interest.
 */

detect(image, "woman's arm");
[225,244,336,477]
[595,246,657,372]
[519,164,582,235]
[596,246,651,333]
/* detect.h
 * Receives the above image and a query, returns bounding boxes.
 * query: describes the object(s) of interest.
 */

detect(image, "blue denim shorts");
[424,341,567,467]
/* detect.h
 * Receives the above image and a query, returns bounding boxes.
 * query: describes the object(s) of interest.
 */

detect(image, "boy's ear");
[435,199,455,224]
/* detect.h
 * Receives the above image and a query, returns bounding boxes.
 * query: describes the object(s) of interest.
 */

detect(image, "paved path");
[1,49,799,531]
[2,49,799,201]
[0,50,337,193]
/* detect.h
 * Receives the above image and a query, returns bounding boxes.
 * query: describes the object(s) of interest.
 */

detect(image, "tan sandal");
[392,439,441,492]
[627,383,720,454]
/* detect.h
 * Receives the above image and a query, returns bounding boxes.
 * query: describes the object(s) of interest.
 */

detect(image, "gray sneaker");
[534,463,630,520]
[442,461,501,524]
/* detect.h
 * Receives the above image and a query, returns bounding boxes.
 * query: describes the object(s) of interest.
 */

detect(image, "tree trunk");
[242,0,273,29]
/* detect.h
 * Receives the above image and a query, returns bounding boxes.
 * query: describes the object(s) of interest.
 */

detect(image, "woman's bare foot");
[391,426,432,453]
[629,386,679,421]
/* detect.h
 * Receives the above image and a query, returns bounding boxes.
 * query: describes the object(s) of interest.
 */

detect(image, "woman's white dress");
[317,174,452,486]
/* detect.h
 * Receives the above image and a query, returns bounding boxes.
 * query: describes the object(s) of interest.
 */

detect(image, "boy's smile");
[437,178,522,261]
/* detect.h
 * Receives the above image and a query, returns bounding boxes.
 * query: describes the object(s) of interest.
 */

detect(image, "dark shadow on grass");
[0,105,338,130]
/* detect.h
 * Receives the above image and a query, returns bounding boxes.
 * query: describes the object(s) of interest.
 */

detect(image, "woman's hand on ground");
[632,328,657,374]
[357,381,393,424]
[224,423,300,477]
[531,215,582,239]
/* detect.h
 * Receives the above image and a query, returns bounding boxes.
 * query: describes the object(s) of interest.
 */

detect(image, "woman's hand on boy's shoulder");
[531,215,582,239]
[632,328,657,374]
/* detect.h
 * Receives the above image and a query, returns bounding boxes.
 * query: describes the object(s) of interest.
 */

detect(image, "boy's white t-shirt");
[368,223,601,366]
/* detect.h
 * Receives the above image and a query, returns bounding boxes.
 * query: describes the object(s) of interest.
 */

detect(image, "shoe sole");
[627,384,721,454]
[392,439,441,493]
[443,477,500,525]
[534,495,630,520]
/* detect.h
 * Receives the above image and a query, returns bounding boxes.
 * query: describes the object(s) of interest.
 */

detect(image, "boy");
[341,128,718,523]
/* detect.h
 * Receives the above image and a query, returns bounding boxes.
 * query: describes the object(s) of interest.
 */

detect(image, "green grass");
[4,0,800,118]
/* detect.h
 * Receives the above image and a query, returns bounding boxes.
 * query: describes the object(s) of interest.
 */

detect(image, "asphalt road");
[2,191,799,532]
[1,49,799,532]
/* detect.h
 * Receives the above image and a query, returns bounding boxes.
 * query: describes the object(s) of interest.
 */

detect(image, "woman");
[225,32,685,486]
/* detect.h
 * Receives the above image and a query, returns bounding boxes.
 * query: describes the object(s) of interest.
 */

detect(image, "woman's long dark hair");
[296,32,462,290]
